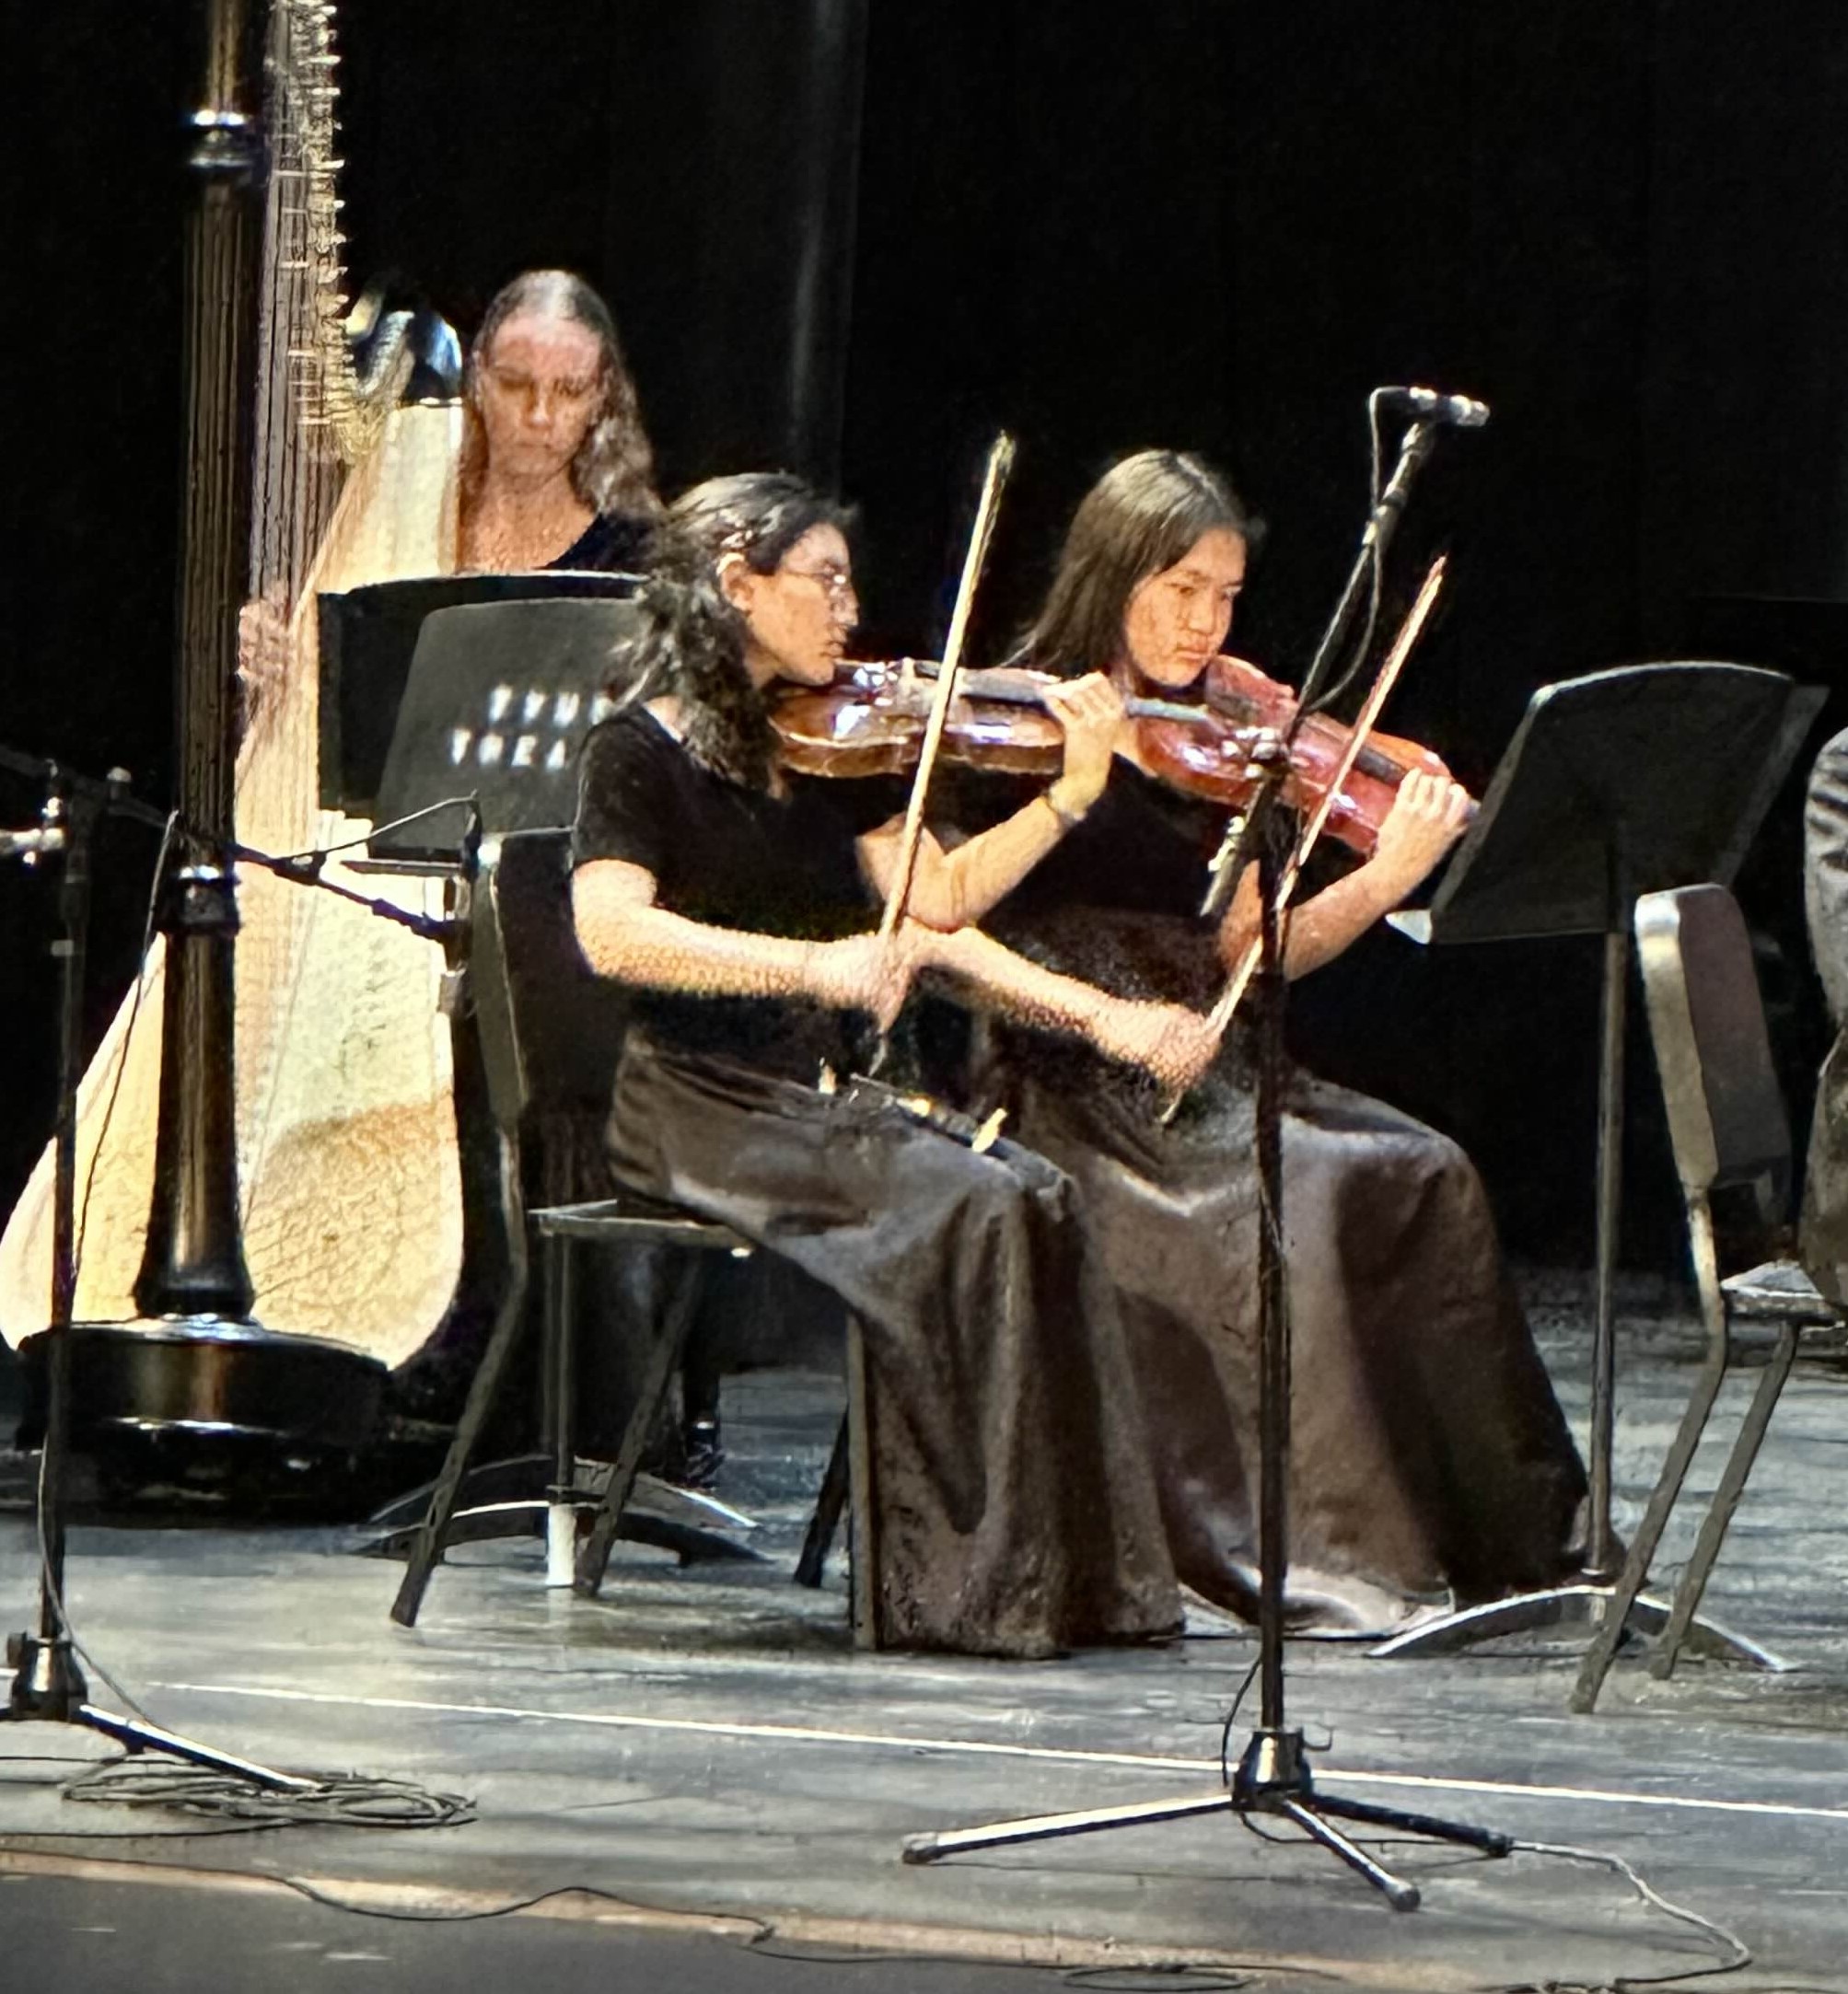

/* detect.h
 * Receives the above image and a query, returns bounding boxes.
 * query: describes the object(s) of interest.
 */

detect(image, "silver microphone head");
[1385,384,1490,428]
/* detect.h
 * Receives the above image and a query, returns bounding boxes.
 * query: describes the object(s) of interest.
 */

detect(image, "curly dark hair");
[459,270,661,520]
[1018,449,1263,678]
[609,472,854,791]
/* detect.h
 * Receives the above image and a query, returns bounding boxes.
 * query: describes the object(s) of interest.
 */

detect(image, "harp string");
[236,0,410,1232]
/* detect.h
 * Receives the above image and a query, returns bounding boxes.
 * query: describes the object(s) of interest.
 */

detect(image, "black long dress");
[570,709,1181,1658]
[1802,727,1848,1301]
[968,756,1588,1633]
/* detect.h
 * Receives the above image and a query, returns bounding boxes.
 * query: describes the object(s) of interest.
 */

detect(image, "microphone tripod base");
[1227,1726,1512,1912]
[5,1630,88,1723]
[902,1725,1511,1913]
[3,1629,311,1787]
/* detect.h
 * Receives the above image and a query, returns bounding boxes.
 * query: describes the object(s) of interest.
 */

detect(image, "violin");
[770,655,1463,859]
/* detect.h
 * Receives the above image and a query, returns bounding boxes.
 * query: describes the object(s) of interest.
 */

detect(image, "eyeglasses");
[778,562,858,606]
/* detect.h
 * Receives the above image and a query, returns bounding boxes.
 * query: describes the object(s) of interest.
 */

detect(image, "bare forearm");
[573,887,829,1003]
[860,792,1086,932]
[924,923,1220,1087]
[916,794,1083,928]
[921,924,1109,1036]
[1219,855,1420,981]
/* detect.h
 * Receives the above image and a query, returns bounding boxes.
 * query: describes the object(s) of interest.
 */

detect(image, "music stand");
[1370,661,1822,1668]
[362,596,641,863]
[318,570,640,818]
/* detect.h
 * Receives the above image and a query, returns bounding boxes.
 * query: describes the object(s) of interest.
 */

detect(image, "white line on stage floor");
[153,1679,1848,1827]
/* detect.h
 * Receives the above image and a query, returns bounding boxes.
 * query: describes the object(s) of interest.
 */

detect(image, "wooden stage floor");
[2,1270,1846,1992]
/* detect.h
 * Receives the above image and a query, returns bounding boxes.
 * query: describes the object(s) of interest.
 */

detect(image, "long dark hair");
[1020,450,1262,678]
[459,269,661,518]
[610,472,854,791]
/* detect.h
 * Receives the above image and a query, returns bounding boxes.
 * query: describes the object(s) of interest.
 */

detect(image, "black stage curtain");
[12,0,1848,1265]
[337,0,868,491]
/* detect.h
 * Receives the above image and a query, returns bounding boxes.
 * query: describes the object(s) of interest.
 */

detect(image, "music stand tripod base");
[903,1727,1512,1913]
[1374,663,1822,1678]
[1366,1582,1790,1670]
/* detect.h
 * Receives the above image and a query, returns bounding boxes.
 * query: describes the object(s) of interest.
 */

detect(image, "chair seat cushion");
[530,1193,752,1253]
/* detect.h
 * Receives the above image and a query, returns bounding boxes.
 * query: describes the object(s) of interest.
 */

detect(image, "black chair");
[1573,885,1844,1710]
[389,829,878,1644]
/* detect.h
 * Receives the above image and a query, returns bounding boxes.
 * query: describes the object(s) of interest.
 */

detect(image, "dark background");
[8,0,1848,1284]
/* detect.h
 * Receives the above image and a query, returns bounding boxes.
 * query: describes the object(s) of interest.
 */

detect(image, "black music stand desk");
[1370,662,1821,1668]
[361,595,640,861]
[318,569,640,818]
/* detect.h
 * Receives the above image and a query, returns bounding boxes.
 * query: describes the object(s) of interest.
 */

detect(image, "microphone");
[0,827,65,859]
[1376,385,1490,429]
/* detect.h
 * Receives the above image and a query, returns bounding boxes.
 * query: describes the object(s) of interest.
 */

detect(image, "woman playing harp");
[0,4,656,1378]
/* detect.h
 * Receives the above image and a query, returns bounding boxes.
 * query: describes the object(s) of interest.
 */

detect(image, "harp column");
[133,0,262,1321]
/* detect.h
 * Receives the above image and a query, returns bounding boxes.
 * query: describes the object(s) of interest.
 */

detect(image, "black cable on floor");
[1494,1837,1751,1992]
[60,1756,474,1831]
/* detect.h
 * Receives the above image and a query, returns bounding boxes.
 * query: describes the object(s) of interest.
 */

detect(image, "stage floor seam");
[151,1675,1848,1826]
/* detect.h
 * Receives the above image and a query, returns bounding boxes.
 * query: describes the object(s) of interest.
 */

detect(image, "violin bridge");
[1207,813,1248,880]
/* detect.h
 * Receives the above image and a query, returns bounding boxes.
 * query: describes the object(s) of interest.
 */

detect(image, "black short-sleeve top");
[571,706,889,1077]
[550,510,655,574]
[942,757,1243,1100]
[964,758,1228,1006]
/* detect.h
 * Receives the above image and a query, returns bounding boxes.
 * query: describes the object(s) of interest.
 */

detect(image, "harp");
[0,1,471,1383]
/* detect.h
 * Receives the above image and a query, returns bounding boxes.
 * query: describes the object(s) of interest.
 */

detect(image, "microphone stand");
[1203,417,1435,922]
[0,748,307,1788]
[905,414,1509,1908]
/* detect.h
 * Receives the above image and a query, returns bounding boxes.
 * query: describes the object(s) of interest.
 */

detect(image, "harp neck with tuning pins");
[0,0,471,1380]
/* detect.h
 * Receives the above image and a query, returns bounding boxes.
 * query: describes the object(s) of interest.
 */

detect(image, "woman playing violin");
[961,447,1587,1634]
[570,470,1215,1657]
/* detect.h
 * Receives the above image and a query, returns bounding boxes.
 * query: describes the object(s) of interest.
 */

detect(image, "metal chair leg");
[543,1235,577,1586]
[391,1135,530,1629]
[845,1316,879,1652]
[1571,1348,1726,1710]
[1573,1192,1726,1712]
[796,1413,851,1588]
[1653,1321,1799,1678]
[573,1258,710,1597]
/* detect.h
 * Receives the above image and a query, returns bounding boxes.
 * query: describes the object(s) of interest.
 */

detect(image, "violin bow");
[1159,553,1448,1121]
[877,431,1017,939]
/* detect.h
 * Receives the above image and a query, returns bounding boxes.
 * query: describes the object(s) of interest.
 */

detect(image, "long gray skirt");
[604,1037,1181,1659]
[1012,1067,1588,1634]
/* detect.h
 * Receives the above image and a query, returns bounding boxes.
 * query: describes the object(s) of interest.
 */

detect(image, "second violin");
[770,654,1463,859]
